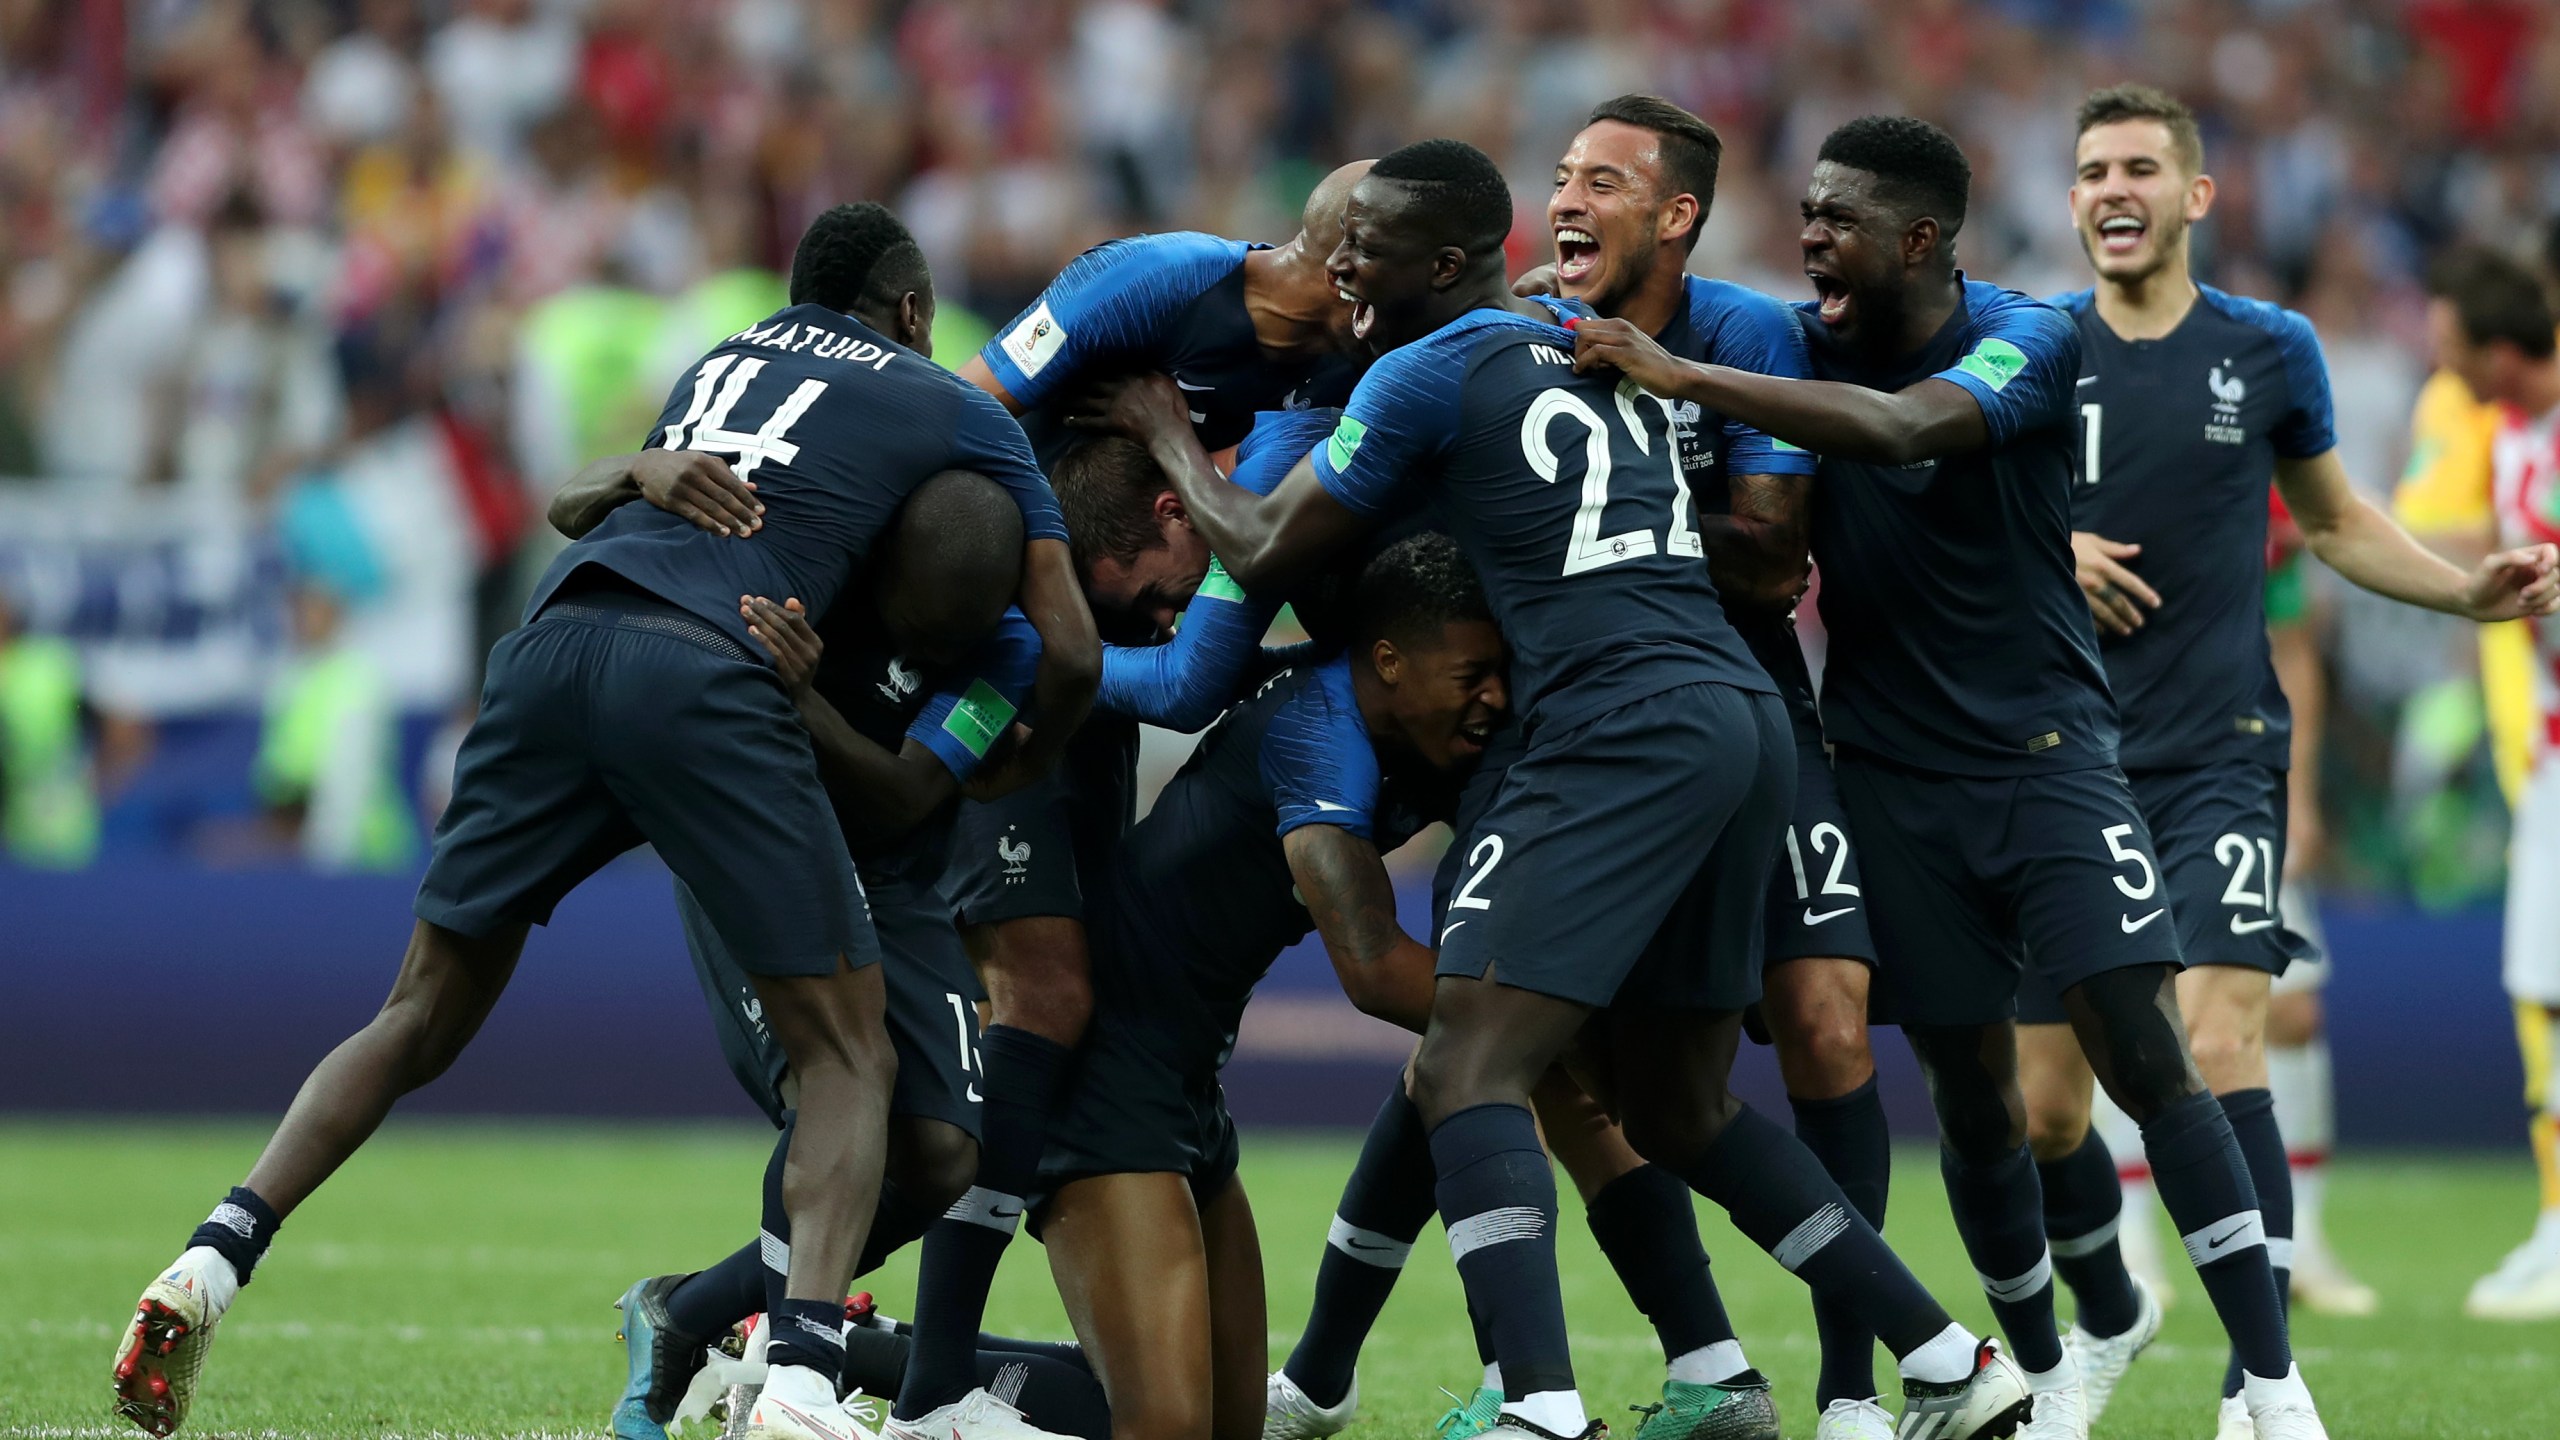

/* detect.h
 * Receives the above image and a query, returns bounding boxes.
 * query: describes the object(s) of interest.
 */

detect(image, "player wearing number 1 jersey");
[1154,137,2027,1440]
[1569,116,2332,1440]
[1995,89,2560,1436]
[108,204,1098,1440]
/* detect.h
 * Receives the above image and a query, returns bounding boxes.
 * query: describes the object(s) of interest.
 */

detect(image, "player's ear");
[1153,488,1190,528]
[1369,636,1402,684]
[2184,171,2216,224]
[898,291,932,356]
[1903,215,1940,270]
[1432,244,1468,291]
[1661,194,1702,250]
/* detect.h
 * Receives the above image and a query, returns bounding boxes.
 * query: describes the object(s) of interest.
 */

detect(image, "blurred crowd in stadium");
[0,0,2546,890]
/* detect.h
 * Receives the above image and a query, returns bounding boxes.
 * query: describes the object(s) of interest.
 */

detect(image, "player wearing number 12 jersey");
[109,204,1096,1440]
[1156,137,2026,1440]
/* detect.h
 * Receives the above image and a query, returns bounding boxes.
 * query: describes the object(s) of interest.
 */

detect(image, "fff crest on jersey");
[2206,359,2248,445]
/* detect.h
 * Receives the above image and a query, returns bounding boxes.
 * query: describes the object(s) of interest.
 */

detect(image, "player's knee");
[2024,1093,2092,1162]
[1112,1383,1212,1440]
[1771,1004,1874,1097]
[1620,1085,1740,1169]
[2185,1020,2261,1095]
[895,1120,980,1214]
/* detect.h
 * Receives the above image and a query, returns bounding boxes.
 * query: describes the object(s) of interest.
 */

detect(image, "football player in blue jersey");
[1139,137,2031,1440]
[890,164,1380,1440]
[109,205,1100,1440]
[1568,115,2355,1440]
[2004,85,2560,1439]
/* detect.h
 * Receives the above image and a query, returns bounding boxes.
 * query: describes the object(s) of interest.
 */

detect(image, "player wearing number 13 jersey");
[1159,138,2026,1440]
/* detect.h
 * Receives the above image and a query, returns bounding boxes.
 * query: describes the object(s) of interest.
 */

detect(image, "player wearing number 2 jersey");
[108,204,1098,1440]
[1147,138,2026,1440]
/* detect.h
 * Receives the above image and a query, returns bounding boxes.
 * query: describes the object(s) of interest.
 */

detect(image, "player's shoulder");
[1051,230,1256,296]
[1682,274,1795,328]
[2044,286,2098,318]
[1235,407,1342,490]
[2193,283,2321,355]
[1962,276,2070,330]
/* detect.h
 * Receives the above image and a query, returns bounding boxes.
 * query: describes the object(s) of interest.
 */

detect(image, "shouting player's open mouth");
[1452,712,1496,759]
[1807,266,1853,328]
[1555,226,1601,286]
[1337,283,1376,342]
[2094,211,2147,258]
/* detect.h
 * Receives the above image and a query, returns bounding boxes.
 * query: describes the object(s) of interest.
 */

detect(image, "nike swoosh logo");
[1187,410,1208,423]
[1439,920,1466,944]
[2077,375,2100,386]
[1344,1238,1393,1251]
[1173,377,1213,391]
[1803,906,1857,925]
[2203,1221,2252,1252]
[2228,915,2278,934]
[1313,800,1357,813]
[2121,908,2165,933]
[769,1399,863,1440]
[988,1205,1023,1220]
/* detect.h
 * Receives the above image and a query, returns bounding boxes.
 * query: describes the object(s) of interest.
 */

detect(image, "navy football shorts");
[416,590,871,978]
[942,717,1138,928]
[1833,751,2185,1028]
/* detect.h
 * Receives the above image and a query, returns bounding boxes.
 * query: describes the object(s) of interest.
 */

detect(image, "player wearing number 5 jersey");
[1144,138,2028,1440]
[1567,116,2333,1440]
[108,204,1098,1440]
[1996,89,2560,1433]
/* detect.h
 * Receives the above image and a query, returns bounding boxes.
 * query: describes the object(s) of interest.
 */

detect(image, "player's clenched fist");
[1567,314,1690,395]
[2463,542,2560,622]
[637,450,763,537]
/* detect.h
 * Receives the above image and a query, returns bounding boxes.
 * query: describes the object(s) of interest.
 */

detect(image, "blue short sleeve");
[1932,289,2080,448]
[2263,306,2339,460]
[907,608,1041,780]
[977,233,1252,409]
[1234,407,1342,496]
[1310,341,1464,516]
[1690,279,1817,476]
[940,383,1068,544]
[1260,659,1382,840]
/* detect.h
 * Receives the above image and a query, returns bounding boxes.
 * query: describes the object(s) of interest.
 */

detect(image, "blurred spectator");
[0,584,97,867]
[248,543,416,873]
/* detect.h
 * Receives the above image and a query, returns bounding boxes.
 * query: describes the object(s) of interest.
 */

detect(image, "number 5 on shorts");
[2103,823,2166,935]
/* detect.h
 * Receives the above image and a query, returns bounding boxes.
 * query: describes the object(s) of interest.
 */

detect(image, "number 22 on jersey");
[1525,379,1701,576]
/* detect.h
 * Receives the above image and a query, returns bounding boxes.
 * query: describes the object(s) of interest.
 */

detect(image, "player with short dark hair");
[2007,90,2558,1436]
[890,168,1378,1440]
[1033,531,1498,1440]
[1131,135,2030,1440]
[110,202,1099,1440]
[1566,113,2358,1440]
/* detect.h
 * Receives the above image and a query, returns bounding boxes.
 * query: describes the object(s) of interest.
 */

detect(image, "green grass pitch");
[3,1121,2554,1438]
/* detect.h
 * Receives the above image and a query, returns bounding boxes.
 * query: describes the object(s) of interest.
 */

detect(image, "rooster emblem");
[999,834,1032,877]
[2209,363,2246,411]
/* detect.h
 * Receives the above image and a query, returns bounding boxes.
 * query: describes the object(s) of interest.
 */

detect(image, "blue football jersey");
[981,232,1360,460]
[1313,298,1773,734]
[2056,285,2336,772]
[1797,278,2118,776]
[530,304,1067,650]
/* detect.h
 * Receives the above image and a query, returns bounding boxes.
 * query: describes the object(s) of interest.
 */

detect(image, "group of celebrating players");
[109,80,2560,1440]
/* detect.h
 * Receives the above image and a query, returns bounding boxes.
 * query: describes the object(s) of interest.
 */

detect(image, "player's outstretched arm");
[1570,316,1989,465]
[548,451,764,539]
[742,596,955,848]
[1284,824,1437,1032]
[2276,449,2560,622]
[1012,537,1102,778]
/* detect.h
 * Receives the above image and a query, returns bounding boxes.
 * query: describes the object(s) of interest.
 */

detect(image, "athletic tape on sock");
[1445,1205,1547,1262]
[2181,1209,2267,1266]
[1327,1215,1413,1268]
[1771,1201,1851,1273]
[760,1229,789,1274]
[943,1185,1026,1235]
[2049,1213,2122,1259]
[1977,1250,2054,1303]
[2264,1236,2294,1270]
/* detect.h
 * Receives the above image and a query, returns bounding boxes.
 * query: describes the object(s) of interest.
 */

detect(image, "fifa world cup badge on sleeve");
[1002,302,1069,379]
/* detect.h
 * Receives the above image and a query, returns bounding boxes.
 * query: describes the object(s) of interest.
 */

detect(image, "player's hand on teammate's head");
[2465,542,2560,621]
[741,595,821,697]
[1567,315,1685,394]
[1511,263,1560,299]
[636,450,762,536]
[960,721,1044,802]
[2070,530,2161,636]
[1064,371,1190,443]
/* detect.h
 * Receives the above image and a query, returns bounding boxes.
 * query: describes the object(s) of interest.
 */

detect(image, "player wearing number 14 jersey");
[1158,138,2026,1440]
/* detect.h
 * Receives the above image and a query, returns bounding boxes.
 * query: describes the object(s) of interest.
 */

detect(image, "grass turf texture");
[3,1122,2554,1438]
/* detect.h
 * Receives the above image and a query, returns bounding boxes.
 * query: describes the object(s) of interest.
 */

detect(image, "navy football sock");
[665,1241,764,1340]
[1431,1104,1576,1401]
[757,1117,795,1317]
[766,1297,848,1385]
[1585,1164,1735,1362]
[1674,1105,1953,1358]
[1940,1144,2064,1373]
[2217,1088,2293,1397]
[2142,1090,2289,1382]
[1791,1078,1891,1405]
[186,1186,281,1285]
[1285,1084,1439,1408]
[895,1027,1071,1419]
[854,1177,943,1279]
[2041,1129,2141,1338]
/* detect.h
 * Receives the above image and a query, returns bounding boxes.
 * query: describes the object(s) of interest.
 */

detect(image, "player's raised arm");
[548,450,765,539]
[1284,824,1437,1031]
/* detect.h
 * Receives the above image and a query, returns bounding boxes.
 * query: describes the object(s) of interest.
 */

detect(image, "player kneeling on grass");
[1015,532,1501,1440]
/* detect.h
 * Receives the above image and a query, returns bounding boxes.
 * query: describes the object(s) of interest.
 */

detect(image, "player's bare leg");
[113,919,527,1436]
[1760,956,1899,1436]
[1201,1177,1273,1440]
[1601,1007,2026,1440]
[1045,1171,1221,1440]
